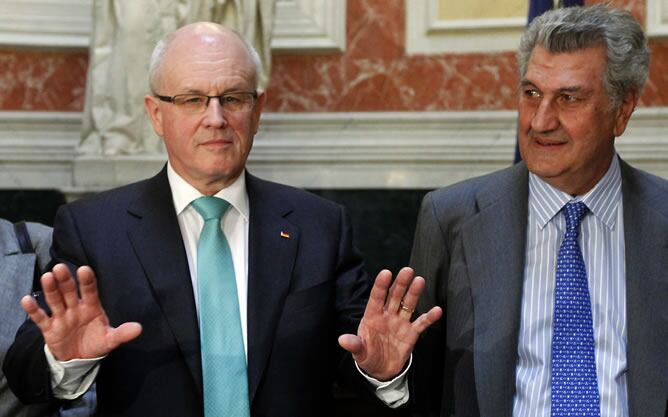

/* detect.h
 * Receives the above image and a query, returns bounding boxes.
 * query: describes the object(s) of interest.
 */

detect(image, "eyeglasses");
[155,91,258,114]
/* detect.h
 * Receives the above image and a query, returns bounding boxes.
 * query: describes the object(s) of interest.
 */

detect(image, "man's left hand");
[338,267,442,381]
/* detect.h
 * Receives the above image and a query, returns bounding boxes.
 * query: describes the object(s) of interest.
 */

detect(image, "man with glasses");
[4,22,440,417]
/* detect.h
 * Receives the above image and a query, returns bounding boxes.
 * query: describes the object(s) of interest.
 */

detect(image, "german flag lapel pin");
[280,231,290,239]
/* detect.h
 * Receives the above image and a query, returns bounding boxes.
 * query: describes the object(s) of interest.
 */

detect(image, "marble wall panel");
[0,0,666,112]
[0,49,87,111]
[266,0,520,111]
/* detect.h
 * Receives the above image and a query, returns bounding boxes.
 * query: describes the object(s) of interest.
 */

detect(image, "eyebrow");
[180,87,251,95]
[557,86,586,94]
[519,80,589,95]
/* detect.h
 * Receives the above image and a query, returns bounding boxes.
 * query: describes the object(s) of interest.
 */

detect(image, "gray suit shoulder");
[423,163,527,220]
[0,218,52,271]
[620,160,668,219]
[24,222,53,271]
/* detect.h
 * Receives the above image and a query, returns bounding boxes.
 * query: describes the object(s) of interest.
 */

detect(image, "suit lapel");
[620,161,668,417]
[125,167,203,396]
[461,163,529,417]
[244,173,299,404]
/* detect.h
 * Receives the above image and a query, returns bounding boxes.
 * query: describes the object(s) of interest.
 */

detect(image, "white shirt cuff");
[44,344,103,400]
[356,355,411,408]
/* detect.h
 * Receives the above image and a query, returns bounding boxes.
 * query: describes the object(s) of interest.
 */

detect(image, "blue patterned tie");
[191,196,250,417]
[550,202,600,416]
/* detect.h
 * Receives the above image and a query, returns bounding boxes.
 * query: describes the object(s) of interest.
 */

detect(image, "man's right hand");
[20,263,142,361]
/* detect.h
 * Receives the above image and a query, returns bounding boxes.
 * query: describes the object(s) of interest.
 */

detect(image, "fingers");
[41,269,67,315]
[411,306,443,334]
[37,263,106,319]
[53,263,79,309]
[21,295,50,331]
[364,267,442,335]
[337,334,365,357]
[398,275,426,318]
[108,322,143,349]
[385,267,414,313]
[364,270,393,316]
[77,266,102,308]
[368,267,427,318]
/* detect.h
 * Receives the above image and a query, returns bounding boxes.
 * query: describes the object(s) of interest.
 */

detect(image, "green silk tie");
[191,196,250,417]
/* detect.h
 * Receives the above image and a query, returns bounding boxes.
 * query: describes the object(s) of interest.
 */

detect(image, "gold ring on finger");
[399,301,414,314]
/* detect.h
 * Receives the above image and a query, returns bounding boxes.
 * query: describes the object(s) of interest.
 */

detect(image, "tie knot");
[191,196,230,221]
[563,201,588,232]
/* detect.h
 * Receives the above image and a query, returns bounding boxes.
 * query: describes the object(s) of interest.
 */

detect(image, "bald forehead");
[152,23,257,95]
[165,23,251,63]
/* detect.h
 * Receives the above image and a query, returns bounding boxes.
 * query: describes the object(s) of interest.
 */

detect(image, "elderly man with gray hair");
[407,4,667,417]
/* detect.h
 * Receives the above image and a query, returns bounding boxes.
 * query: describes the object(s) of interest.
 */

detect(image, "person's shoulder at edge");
[423,161,529,217]
[0,218,52,267]
[60,171,165,213]
[0,217,51,237]
[621,160,668,208]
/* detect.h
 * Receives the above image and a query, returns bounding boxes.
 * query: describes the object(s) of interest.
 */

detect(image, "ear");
[144,95,165,137]
[613,90,638,137]
[251,91,267,135]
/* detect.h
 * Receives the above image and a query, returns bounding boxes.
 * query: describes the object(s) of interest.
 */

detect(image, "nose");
[202,97,228,129]
[530,98,559,133]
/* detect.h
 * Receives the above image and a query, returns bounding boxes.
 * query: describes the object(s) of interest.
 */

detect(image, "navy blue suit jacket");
[4,168,371,417]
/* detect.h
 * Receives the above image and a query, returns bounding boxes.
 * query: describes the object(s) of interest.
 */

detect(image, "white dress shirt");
[513,156,628,417]
[168,164,250,354]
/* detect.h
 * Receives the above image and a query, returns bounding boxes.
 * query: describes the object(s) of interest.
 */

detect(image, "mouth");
[532,136,567,148]
[200,139,233,147]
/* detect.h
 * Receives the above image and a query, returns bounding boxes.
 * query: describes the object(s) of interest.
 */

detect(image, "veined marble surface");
[0,49,87,111]
[0,0,666,113]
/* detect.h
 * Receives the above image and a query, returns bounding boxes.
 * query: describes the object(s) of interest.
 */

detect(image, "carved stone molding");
[0,111,80,189]
[0,0,345,52]
[272,0,346,52]
[0,0,91,47]
[406,0,525,54]
[1,109,667,194]
[647,0,668,37]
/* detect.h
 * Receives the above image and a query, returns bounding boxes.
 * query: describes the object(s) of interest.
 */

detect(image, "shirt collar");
[167,162,249,222]
[528,155,621,230]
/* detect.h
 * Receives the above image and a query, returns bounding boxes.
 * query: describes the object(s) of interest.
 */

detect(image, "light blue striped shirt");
[513,156,628,417]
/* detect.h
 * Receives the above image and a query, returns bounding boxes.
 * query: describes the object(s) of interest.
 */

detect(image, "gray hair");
[518,4,650,108]
[148,25,263,93]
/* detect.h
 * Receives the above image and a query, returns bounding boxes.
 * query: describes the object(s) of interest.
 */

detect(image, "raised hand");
[20,263,142,361]
[338,267,442,381]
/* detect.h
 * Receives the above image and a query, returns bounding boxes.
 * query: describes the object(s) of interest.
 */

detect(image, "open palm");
[338,267,442,381]
[21,263,142,361]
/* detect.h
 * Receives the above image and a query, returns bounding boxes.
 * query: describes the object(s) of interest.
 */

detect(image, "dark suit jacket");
[3,168,371,417]
[409,159,667,417]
